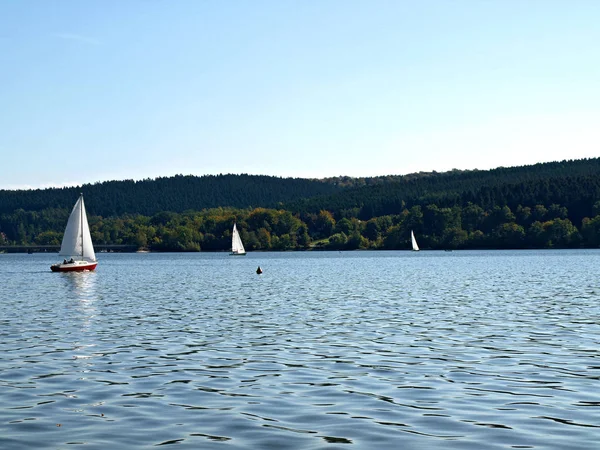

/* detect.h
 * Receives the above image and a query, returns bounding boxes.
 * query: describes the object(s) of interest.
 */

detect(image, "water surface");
[1,250,599,449]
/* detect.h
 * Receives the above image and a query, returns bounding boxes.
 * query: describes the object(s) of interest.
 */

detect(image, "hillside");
[2,158,600,251]
[0,174,341,216]
[286,158,600,224]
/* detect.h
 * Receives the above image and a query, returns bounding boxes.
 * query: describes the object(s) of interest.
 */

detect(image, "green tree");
[17,222,27,244]
[467,230,486,248]
[581,216,600,247]
[492,223,526,248]
[543,218,578,248]
[484,206,515,232]
[335,217,355,235]
[247,208,275,233]
[383,225,406,249]
[274,233,295,250]
[462,202,485,232]
[547,204,568,220]
[327,232,347,249]
[296,225,311,248]
[244,231,260,250]
[346,230,368,249]
[527,221,547,248]
[257,228,272,249]
[515,205,532,226]
[442,227,468,249]
[134,230,148,249]
[405,206,424,234]
[364,219,381,241]
[315,210,336,238]
[35,230,62,245]
[424,205,460,237]
[532,205,548,222]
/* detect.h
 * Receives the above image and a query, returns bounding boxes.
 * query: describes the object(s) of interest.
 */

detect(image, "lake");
[1,250,599,449]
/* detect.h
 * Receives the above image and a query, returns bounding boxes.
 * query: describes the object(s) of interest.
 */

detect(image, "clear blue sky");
[1,1,599,190]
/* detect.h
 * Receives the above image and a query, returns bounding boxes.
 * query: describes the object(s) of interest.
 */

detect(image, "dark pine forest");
[2,158,600,251]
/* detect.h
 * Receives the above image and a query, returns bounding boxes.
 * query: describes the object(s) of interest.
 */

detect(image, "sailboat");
[230,223,246,256]
[51,194,98,272]
[411,230,420,252]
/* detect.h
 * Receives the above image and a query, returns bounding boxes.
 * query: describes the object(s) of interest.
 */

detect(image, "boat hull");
[51,261,98,272]
[229,252,246,256]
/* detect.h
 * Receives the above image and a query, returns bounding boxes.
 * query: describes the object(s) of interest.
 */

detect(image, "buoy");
[256,266,263,274]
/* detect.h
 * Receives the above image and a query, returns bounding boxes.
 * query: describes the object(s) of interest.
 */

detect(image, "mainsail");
[411,230,420,252]
[231,223,246,254]
[59,195,96,262]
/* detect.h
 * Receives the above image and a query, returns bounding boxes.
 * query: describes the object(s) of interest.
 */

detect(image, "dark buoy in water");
[256,266,263,274]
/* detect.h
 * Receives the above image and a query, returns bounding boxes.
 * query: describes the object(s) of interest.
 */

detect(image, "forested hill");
[3,158,600,251]
[286,158,600,224]
[3,159,597,219]
[0,174,341,216]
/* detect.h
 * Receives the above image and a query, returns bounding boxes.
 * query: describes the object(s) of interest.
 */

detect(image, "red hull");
[50,262,98,272]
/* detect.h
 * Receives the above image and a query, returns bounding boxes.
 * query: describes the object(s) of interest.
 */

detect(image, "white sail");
[411,230,420,251]
[231,223,246,255]
[59,195,96,262]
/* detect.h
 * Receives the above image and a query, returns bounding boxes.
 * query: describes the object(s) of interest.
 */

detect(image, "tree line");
[2,201,600,251]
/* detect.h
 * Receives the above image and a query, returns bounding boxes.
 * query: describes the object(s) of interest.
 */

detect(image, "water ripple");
[1,251,600,449]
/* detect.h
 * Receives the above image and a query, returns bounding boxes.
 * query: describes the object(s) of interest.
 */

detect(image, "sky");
[1,1,599,190]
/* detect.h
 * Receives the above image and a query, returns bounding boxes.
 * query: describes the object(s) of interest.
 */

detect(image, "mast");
[80,193,84,259]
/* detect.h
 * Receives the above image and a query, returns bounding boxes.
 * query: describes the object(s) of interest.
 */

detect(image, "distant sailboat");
[50,194,98,272]
[230,223,246,256]
[411,230,420,252]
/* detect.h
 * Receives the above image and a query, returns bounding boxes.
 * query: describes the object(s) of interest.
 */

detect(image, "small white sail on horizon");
[59,194,96,262]
[230,223,246,255]
[411,230,420,252]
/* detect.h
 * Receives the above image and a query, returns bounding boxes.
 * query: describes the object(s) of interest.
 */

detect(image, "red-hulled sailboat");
[51,194,98,272]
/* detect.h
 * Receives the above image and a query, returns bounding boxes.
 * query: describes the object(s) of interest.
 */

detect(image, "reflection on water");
[56,271,99,335]
[60,272,100,364]
[0,250,599,449]
[61,270,98,299]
